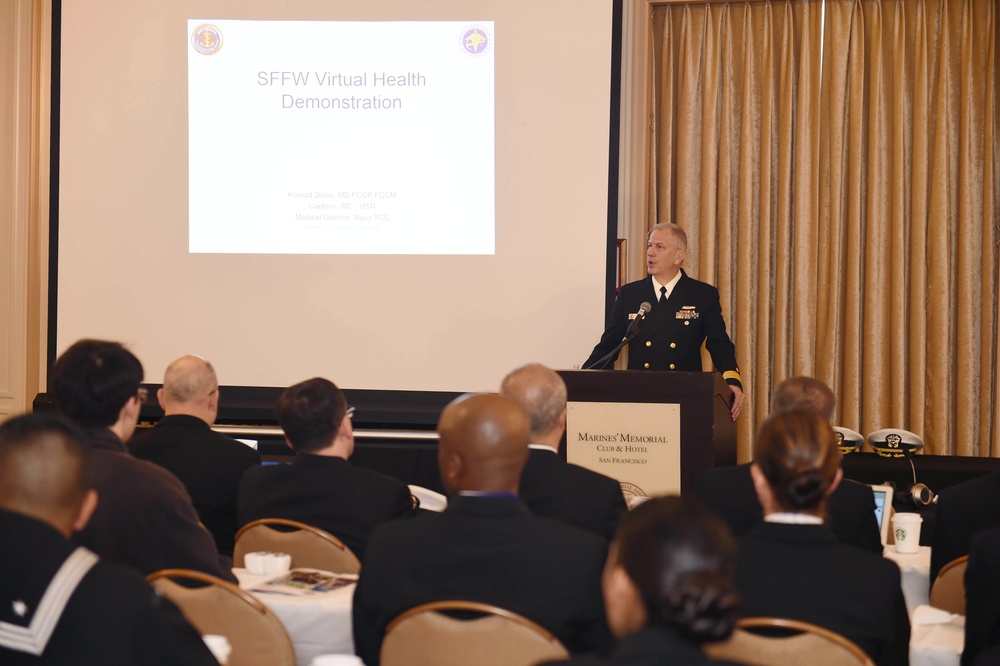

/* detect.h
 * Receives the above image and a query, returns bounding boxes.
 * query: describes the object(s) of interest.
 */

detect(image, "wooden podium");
[557,370,736,499]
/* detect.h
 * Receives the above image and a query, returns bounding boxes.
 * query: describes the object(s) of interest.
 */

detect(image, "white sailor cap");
[832,426,864,454]
[867,428,925,458]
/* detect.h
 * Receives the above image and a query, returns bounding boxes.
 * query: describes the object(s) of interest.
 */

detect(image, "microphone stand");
[582,329,639,370]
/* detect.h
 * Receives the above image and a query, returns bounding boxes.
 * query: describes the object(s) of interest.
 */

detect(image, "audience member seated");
[352,393,613,666]
[51,339,234,581]
[500,363,627,540]
[542,495,743,666]
[130,355,260,557]
[695,376,882,553]
[0,412,218,665]
[963,526,1000,666]
[238,377,413,561]
[733,410,909,666]
[930,469,1000,585]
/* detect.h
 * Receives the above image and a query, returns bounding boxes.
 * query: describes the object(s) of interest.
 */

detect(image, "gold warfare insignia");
[676,306,699,320]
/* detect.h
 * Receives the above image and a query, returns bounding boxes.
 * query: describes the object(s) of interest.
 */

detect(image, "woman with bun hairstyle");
[735,410,909,666]
[545,495,743,665]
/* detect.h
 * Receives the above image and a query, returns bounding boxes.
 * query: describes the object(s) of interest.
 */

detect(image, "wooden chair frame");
[147,568,296,666]
[234,517,361,573]
[705,616,875,666]
[385,600,560,638]
[381,600,568,666]
[929,555,968,615]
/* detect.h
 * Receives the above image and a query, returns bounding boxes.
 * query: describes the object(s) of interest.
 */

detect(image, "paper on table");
[249,568,358,596]
[202,634,232,665]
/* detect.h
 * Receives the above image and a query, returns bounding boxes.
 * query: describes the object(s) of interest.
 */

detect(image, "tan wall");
[0,0,50,421]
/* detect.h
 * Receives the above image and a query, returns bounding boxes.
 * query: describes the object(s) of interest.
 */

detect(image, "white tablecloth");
[881,547,964,666]
[884,545,931,616]
[234,568,355,666]
[909,607,964,666]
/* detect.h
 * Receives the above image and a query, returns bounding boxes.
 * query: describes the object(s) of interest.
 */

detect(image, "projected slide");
[188,20,495,255]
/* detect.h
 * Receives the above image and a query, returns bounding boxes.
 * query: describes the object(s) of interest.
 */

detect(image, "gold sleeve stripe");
[723,371,742,382]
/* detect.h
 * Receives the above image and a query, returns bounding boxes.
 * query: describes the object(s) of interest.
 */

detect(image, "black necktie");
[659,286,667,304]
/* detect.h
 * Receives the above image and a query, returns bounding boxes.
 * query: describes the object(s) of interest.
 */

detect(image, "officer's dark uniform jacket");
[585,270,742,389]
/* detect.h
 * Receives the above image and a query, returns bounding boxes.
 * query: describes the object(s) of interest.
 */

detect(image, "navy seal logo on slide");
[192,24,223,55]
[461,27,491,55]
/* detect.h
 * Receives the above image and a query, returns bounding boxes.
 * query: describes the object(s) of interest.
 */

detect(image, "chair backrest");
[380,600,569,666]
[929,555,968,615]
[704,617,875,666]
[147,569,296,666]
[233,518,361,574]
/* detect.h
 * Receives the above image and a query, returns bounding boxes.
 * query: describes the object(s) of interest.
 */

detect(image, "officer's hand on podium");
[730,386,745,421]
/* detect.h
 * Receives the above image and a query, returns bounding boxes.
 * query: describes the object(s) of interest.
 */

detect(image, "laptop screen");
[869,484,894,546]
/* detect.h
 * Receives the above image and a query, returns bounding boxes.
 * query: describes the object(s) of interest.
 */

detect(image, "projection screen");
[53,0,617,395]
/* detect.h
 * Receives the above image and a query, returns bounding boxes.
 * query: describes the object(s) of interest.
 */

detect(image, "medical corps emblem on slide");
[191,24,223,55]
[461,26,491,56]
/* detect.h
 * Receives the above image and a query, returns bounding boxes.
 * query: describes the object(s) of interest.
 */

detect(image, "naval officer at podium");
[584,223,745,420]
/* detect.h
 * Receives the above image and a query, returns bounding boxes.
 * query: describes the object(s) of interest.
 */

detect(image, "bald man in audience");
[694,376,882,553]
[238,377,413,561]
[0,412,218,665]
[500,363,626,540]
[51,339,234,581]
[130,355,260,556]
[352,394,612,665]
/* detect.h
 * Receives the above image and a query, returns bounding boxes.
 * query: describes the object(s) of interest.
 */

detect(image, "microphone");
[623,302,652,340]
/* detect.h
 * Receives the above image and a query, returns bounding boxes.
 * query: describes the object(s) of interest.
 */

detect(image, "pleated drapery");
[650,0,997,459]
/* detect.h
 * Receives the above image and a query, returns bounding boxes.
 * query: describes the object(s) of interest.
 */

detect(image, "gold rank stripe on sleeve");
[723,371,742,383]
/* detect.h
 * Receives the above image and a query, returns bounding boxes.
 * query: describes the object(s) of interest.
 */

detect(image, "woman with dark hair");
[735,410,910,666]
[546,495,743,665]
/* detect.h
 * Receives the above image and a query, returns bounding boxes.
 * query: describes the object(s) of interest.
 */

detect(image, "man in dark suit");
[130,355,260,557]
[50,339,234,581]
[238,377,413,561]
[500,363,626,540]
[930,470,1000,584]
[584,223,744,420]
[694,376,882,553]
[352,393,612,665]
[963,526,1000,666]
[0,412,218,665]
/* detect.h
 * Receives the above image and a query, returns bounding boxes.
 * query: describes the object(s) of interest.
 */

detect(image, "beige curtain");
[651,0,998,460]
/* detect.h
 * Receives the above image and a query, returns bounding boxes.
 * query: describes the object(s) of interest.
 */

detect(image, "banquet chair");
[380,600,569,666]
[147,569,295,666]
[929,555,968,615]
[704,617,874,666]
[234,518,361,574]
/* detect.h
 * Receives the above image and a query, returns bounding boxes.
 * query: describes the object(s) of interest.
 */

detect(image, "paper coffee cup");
[891,512,923,554]
[244,551,268,575]
[263,552,292,575]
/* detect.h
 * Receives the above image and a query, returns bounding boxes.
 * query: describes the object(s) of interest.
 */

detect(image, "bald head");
[500,363,567,444]
[437,393,530,495]
[770,376,836,422]
[0,413,94,536]
[159,355,219,423]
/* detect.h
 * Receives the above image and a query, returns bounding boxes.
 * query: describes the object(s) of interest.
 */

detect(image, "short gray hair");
[649,223,688,251]
[499,363,567,438]
[163,355,218,404]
